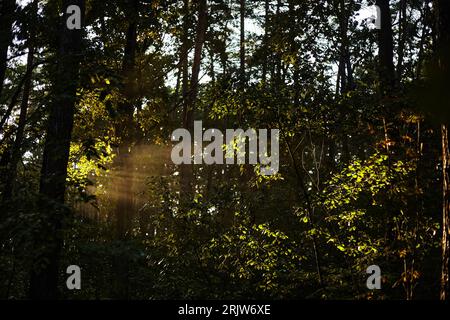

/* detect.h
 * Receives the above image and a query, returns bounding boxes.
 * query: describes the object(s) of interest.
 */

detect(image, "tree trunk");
[441,124,450,299]
[112,0,139,299]
[435,0,450,300]
[240,0,245,86]
[0,0,15,100]
[3,10,36,201]
[186,0,207,122]
[376,0,396,95]
[262,0,269,85]
[275,0,281,81]
[335,0,353,163]
[29,0,84,300]
[180,0,190,115]
[114,0,138,240]
[415,2,430,80]
[396,0,407,81]
[180,0,207,199]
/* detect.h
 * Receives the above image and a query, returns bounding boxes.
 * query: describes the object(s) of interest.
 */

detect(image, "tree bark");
[111,0,139,299]
[435,0,450,300]
[0,0,15,100]
[3,8,36,201]
[376,0,396,95]
[180,0,190,111]
[441,124,450,299]
[396,0,407,81]
[240,0,245,86]
[29,0,84,300]
[335,0,353,163]
[114,0,138,240]
[186,0,207,123]
[180,0,207,198]
[415,2,430,80]
[262,0,269,85]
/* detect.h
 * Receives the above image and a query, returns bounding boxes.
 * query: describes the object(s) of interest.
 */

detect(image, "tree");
[0,0,15,99]
[240,0,245,86]
[180,0,208,197]
[376,0,396,94]
[29,0,84,299]
[114,0,139,240]
[3,0,37,201]
[434,0,450,300]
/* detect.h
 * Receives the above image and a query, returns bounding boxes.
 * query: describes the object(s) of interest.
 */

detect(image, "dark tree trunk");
[186,0,207,120]
[396,0,407,81]
[29,0,84,300]
[112,0,139,299]
[0,0,15,100]
[180,0,190,114]
[114,0,138,240]
[179,0,191,200]
[275,0,281,81]
[3,14,35,201]
[441,124,450,300]
[336,0,352,93]
[262,0,269,85]
[240,0,245,86]
[180,0,207,198]
[376,0,396,95]
[435,0,450,300]
[176,0,190,105]
[415,2,430,80]
[0,66,31,135]
[335,0,353,163]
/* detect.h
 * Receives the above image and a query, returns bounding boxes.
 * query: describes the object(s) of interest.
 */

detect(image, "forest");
[0,0,449,301]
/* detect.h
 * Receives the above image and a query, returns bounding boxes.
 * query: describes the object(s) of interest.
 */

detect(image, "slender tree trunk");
[375,0,396,159]
[262,0,269,85]
[0,0,15,100]
[209,48,215,83]
[0,66,31,135]
[396,0,407,81]
[3,12,35,201]
[376,0,396,95]
[335,0,353,163]
[115,0,138,240]
[336,0,349,93]
[416,2,430,80]
[435,0,450,300]
[112,0,139,299]
[441,125,450,299]
[177,0,189,106]
[180,0,190,123]
[29,0,84,299]
[283,136,324,288]
[187,0,207,119]
[180,0,207,198]
[240,0,245,86]
[275,0,281,81]
[179,0,191,200]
